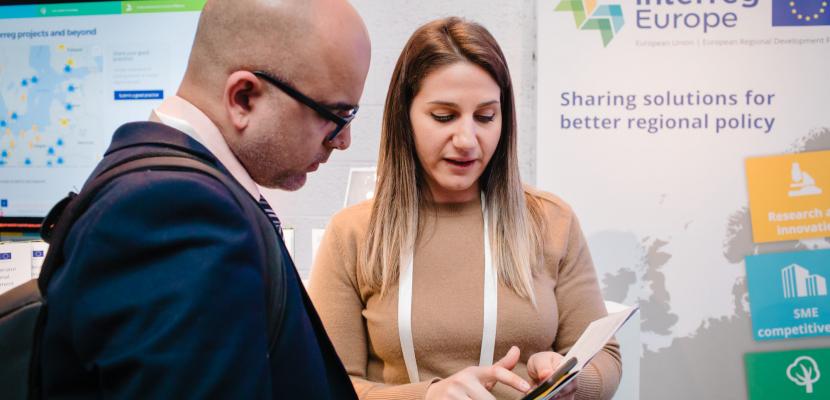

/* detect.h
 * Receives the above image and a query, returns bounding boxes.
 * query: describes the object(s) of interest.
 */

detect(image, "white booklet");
[564,305,639,371]
[520,305,639,400]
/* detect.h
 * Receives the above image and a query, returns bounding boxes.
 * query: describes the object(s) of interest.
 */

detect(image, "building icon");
[782,264,828,298]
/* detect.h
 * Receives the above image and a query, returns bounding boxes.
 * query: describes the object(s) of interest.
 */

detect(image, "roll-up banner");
[537,1,830,399]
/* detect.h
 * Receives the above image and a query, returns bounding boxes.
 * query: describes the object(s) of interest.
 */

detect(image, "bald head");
[176,0,370,190]
[179,0,371,121]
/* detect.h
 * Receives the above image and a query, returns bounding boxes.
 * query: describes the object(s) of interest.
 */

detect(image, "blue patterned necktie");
[258,195,284,238]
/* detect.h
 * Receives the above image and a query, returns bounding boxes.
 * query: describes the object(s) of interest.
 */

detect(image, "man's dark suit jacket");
[40,122,357,399]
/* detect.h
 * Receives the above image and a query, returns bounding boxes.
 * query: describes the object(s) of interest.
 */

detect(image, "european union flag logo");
[773,0,830,26]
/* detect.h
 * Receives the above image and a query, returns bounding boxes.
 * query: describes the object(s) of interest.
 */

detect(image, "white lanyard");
[397,193,498,383]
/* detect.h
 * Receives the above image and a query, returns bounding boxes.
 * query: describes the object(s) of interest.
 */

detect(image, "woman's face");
[409,62,502,203]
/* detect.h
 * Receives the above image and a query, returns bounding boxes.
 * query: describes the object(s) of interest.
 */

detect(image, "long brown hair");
[363,17,544,303]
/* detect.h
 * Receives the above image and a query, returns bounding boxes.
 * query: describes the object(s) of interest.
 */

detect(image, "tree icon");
[787,356,821,394]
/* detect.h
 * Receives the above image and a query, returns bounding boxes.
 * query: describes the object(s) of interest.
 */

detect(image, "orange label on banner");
[745,150,830,243]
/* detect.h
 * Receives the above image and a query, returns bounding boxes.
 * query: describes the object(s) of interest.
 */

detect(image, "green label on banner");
[0,1,205,19]
[746,348,830,399]
[40,2,122,17]
[122,1,206,14]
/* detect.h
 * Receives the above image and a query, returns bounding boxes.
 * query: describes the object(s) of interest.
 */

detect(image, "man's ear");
[224,70,264,132]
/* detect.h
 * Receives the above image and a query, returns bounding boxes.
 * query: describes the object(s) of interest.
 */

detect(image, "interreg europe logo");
[555,0,625,47]
[773,0,830,26]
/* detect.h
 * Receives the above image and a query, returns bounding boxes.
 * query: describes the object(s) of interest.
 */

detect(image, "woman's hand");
[425,346,531,400]
[526,351,578,400]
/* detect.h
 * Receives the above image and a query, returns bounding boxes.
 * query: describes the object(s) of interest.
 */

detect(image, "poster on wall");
[537,1,830,399]
[0,2,203,218]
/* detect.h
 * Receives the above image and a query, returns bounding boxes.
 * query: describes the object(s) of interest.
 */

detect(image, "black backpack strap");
[36,152,286,349]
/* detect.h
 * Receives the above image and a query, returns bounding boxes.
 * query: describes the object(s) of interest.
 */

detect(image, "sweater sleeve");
[551,209,622,400]
[308,210,437,400]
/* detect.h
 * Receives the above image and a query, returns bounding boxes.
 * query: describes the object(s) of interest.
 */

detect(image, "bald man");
[38,0,369,398]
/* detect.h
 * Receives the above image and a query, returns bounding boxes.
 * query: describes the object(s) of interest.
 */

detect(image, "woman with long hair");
[309,17,621,400]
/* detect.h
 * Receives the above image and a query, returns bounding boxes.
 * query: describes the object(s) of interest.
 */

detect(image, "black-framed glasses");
[252,70,359,141]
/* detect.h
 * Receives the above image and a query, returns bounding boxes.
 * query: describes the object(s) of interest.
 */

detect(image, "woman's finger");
[494,345,521,370]
[481,365,531,393]
[533,358,553,381]
[527,351,565,382]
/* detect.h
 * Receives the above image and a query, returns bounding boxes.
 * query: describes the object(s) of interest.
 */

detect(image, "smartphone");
[519,357,578,400]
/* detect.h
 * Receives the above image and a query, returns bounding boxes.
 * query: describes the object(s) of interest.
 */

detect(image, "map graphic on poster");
[1,44,104,168]
[0,4,202,217]
[538,1,830,399]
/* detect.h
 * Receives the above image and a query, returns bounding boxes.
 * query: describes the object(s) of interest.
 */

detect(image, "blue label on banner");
[0,199,7,207]
[0,5,37,19]
[0,252,11,260]
[33,250,44,257]
[113,90,164,101]
[773,0,830,26]
[746,249,830,341]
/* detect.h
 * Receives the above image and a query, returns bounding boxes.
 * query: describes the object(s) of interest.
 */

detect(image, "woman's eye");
[431,114,454,122]
[475,114,496,123]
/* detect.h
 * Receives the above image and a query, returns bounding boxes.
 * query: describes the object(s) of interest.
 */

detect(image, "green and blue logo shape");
[555,0,624,47]
[773,0,830,26]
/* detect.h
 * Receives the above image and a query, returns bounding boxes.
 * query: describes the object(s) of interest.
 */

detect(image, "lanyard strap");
[398,193,498,383]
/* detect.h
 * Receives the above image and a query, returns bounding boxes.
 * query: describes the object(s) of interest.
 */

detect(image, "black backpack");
[0,149,286,400]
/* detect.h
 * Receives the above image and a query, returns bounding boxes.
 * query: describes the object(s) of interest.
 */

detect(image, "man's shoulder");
[58,165,268,293]
[71,166,255,247]
[100,167,241,206]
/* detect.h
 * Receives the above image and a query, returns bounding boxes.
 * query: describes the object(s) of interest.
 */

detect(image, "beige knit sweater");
[308,187,621,400]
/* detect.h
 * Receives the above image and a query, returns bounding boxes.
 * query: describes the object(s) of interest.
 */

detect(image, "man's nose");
[327,126,351,151]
